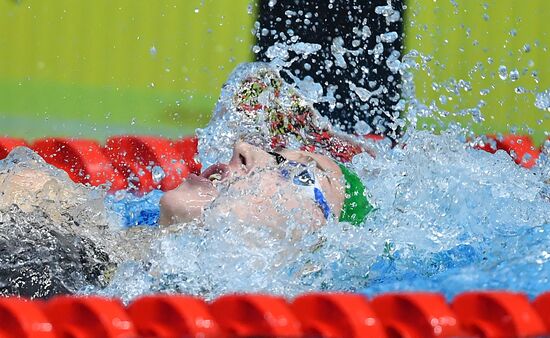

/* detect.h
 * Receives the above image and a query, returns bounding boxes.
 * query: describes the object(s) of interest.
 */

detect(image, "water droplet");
[514,86,526,94]
[354,120,373,135]
[152,166,166,184]
[535,89,550,112]
[149,46,157,56]
[458,79,472,92]
[380,32,398,43]
[375,4,395,17]
[469,107,484,123]
[498,65,508,80]
[372,43,384,58]
[509,69,519,82]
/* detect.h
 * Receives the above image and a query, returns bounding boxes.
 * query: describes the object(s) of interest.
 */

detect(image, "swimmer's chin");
[158,184,216,226]
[158,211,205,227]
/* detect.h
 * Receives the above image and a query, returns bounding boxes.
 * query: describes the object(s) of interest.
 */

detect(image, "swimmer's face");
[159,142,345,232]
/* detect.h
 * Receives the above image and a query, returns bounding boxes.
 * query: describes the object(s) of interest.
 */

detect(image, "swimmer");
[160,63,376,230]
[159,141,373,229]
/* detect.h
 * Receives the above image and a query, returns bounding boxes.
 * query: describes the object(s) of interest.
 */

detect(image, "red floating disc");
[292,293,387,338]
[32,138,126,191]
[43,296,137,338]
[0,298,55,338]
[532,292,550,332]
[498,135,540,168]
[128,295,223,338]
[104,136,189,193]
[473,135,499,154]
[0,137,28,160]
[210,294,302,337]
[174,136,201,175]
[452,291,547,338]
[372,292,463,338]
[363,134,385,142]
[475,134,540,168]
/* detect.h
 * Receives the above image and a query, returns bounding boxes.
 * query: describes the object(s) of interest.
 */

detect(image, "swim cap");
[337,163,373,225]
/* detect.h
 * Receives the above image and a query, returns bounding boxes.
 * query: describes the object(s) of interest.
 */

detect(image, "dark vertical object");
[256,0,404,140]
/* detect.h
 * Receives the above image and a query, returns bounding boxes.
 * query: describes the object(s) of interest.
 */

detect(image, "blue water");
[362,230,550,300]
[106,190,163,227]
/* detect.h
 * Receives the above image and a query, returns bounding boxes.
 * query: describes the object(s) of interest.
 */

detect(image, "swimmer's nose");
[230,141,272,172]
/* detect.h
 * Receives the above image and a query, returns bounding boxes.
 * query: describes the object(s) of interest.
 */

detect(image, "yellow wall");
[1,1,548,142]
[0,0,255,138]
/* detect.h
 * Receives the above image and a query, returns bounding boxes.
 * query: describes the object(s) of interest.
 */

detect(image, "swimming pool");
[1,129,549,338]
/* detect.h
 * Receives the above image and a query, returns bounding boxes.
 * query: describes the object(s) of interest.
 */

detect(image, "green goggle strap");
[337,163,374,225]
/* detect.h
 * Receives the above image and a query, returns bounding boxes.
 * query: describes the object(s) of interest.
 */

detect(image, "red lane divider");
[32,138,127,191]
[0,137,28,160]
[292,293,387,338]
[452,291,547,338]
[103,136,189,193]
[127,295,222,338]
[474,135,499,154]
[0,133,547,195]
[474,134,540,168]
[372,292,463,338]
[2,292,550,337]
[495,135,540,168]
[363,134,385,142]
[533,292,550,332]
[174,136,201,175]
[44,296,137,338]
[0,298,55,338]
[210,294,303,337]
[1,135,197,193]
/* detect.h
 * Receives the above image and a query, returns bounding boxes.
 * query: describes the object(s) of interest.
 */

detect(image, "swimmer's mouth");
[200,163,231,182]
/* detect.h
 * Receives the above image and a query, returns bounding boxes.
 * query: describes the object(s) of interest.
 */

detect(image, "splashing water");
[100,62,550,301]
[535,89,550,112]
[97,123,550,302]
[0,148,118,297]
[2,64,549,301]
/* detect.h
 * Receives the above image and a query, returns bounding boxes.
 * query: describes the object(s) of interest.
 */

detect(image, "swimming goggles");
[268,152,332,219]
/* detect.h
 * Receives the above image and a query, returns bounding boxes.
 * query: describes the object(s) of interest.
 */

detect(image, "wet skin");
[159,142,346,231]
